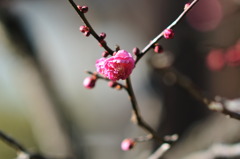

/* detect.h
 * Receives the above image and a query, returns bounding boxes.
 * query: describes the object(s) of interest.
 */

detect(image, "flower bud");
[99,32,106,40]
[83,77,96,89]
[132,47,140,56]
[77,5,88,13]
[154,44,163,53]
[79,25,89,33]
[79,26,90,37]
[184,3,191,10]
[81,6,89,13]
[108,81,118,88]
[77,5,81,10]
[84,31,90,37]
[102,51,109,58]
[108,81,122,90]
[115,45,120,52]
[163,29,175,39]
[121,139,135,151]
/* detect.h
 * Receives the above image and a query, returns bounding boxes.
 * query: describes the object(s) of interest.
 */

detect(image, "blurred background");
[0,0,240,159]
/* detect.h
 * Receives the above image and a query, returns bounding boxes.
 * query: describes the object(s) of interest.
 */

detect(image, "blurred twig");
[0,130,77,159]
[0,130,27,153]
[154,66,240,120]
[182,143,240,159]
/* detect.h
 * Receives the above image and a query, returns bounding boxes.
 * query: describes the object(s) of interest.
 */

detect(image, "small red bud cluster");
[77,5,89,13]
[121,138,135,151]
[163,29,175,39]
[79,25,90,37]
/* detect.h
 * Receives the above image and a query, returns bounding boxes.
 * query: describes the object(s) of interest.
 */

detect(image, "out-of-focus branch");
[153,64,240,120]
[182,143,240,159]
[0,130,77,159]
[0,130,27,153]
[135,0,199,64]
[148,143,171,159]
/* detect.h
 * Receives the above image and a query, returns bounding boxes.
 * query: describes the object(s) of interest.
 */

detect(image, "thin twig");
[135,0,199,64]
[0,131,52,159]
[68,0,114,55]
[182,143,240,159]
[125,77,163,143]
[0,130,27,153]
[156,66,240,120]
[86,71,127,89]
[148,143,171,159]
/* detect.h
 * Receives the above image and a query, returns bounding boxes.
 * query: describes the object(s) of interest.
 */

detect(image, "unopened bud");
[81,6,89,13]
[108,81,118,88]
[77,5,88,13]
[121,139,135,151]
[163,29,175,39]
[83,77,96,89]
[84,31,91,37]
[184,3,191,10]
[79,25,89,33]
[99,32,106,40]
[133,47,140,56]
[154,44,163,53]
[102,51,109,58]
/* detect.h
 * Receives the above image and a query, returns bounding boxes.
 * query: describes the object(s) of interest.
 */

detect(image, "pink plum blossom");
[96,50,135,81]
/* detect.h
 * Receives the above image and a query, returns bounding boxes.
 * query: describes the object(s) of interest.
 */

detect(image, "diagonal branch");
[155,66,240,120]
[0,130,28,153]
[68,0,114,55]
[135,0,199,64]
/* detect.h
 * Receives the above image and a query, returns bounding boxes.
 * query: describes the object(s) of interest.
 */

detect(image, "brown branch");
[86,71,127,89]
[156,66,240,120]
[68,0,114,55]
[135,0,199,64]
[125,76,163,143]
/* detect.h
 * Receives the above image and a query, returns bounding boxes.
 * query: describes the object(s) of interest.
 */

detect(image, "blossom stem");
[125,77,163,143]
[68,0,114,55]
[135,0,199,64]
